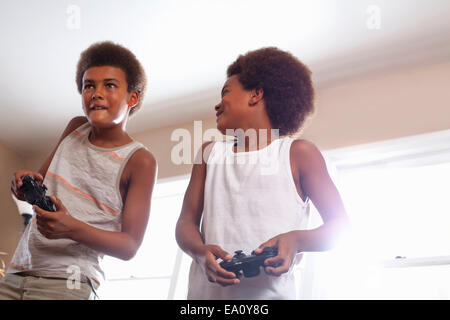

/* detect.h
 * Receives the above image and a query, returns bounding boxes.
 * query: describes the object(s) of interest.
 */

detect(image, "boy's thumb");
[35,172,44,182]
[50,196,63,210]
[255,238,276,254]
[212,246,232,260]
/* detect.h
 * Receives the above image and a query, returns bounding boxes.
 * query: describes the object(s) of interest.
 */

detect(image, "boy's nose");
[214,103,221,111]
[92,89,104,100]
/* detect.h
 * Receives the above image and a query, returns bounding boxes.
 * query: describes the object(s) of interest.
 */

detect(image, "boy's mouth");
[216,110,223,118]
[90,104,108,111]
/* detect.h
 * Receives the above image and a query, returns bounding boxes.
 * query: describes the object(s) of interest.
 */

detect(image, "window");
[305,129,450,299]
[98,175,192,300]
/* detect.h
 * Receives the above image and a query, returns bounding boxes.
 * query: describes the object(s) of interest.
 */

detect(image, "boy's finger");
[218,277,240,287]
[13,173,24,188]
[33,205,51,219]
[14,171,28,183]
[216,265,239,280]
[29,172,43,183]
[11,185,24,199]
[255,239,277,254]
[206,254,237,279]
[49,196,66,212]
[264,255,284,267]
[208,260,237,279]
[34,173,44,182]
[11,177,18,190]
[207,269,240,286]
[50,196,60,209]
[33,205,43,215]
[265,262,290,276]
[13,171,43,189]
[211,246,232,261]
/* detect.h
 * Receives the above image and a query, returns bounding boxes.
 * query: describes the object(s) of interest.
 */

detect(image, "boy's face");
[81,66,138,128]
[215,74,253,135]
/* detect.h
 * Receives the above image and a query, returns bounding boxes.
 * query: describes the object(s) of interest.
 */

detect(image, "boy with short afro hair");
[1,41,157,300]
[76,41,147,116]
[176,47,348,299]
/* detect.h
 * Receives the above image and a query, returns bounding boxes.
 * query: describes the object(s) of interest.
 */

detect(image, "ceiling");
[1,0,450,157]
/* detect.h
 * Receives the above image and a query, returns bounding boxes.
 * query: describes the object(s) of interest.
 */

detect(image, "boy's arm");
[38,116,88,177]
[256,139,350,276]
[11,116,88,200]
[175,143,208,258]
[35,148,157,261]
[175,142,238,286]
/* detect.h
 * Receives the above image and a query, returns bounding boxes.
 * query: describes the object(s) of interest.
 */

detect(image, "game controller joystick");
[19,175,55,212]
[219,247,279,278]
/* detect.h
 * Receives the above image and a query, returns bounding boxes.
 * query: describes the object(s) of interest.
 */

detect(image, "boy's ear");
[128,91,140,109]
[249,87,264,106]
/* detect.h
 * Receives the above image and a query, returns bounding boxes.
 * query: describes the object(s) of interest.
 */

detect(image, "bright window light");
[98,175,191,300]
[309,129,450,299]
[339,162,450,260]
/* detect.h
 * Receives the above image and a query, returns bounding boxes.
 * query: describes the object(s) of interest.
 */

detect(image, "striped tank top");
[187,137,310,299]
[8,122,146,288]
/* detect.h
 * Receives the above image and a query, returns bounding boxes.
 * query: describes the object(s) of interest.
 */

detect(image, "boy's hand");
[196,244,240,287]
[255,231,300,276]
[11,170,44,201]
[34,196,79,240]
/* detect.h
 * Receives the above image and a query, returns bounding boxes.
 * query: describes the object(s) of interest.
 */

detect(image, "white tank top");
[187,137,310,299]
[8,122,145,288]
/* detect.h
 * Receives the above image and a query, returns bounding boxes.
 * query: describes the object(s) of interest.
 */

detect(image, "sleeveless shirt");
[8,122,146,288]
[187,137,310,299]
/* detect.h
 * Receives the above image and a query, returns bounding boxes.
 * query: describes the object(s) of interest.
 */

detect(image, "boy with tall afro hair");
[176,47,349,299]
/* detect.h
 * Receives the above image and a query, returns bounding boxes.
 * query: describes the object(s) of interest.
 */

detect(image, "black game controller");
[19,175,55,212]
[219,247,279,278]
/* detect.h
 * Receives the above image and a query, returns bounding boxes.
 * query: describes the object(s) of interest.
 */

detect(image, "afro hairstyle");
[227,47,314,136]
[76,41,147,116]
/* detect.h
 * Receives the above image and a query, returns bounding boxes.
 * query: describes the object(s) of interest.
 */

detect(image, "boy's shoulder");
[290,138,324,168]
[63,116,89,136]
[66,116,89,131]
[290,138,318,153]
[56,116,88,144]
[126,147,157,175]
[121,146,157,187]
[128,147,157,168]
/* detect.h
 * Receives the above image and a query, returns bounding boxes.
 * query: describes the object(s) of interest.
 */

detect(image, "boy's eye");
[106,83,117,88]
[83,84,94,90]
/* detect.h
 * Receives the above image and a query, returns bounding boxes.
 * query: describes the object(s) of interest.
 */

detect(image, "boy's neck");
[233,125,279,152]
[233,108,279,152]
[88,123,132,148]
